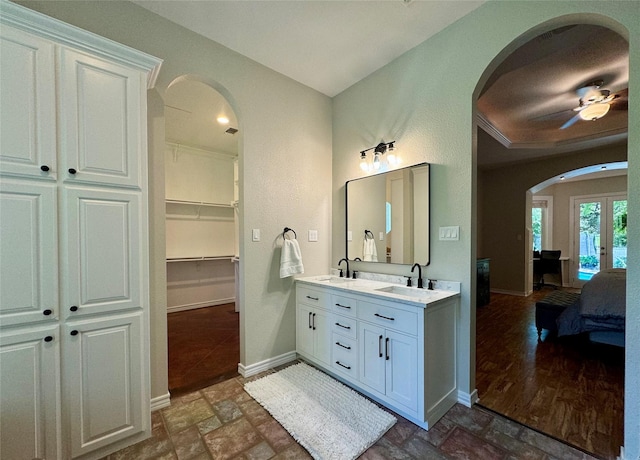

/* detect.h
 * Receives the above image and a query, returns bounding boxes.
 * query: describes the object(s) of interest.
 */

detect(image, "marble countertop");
[296,275,460,308]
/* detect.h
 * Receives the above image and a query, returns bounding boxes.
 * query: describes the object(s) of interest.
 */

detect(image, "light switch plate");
[308,230,318,242]
[439,226,460,241]
[347,231,353,241]
[252,228,261,242]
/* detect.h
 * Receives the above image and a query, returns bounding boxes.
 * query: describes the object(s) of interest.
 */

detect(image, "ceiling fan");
[559,80,628,129]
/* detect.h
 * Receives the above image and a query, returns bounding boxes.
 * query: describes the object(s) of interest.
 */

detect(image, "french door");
[572,193,627,287]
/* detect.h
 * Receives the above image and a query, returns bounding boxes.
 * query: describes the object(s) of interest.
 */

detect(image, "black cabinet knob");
[70,305,78,312]
[44,336,53,342]
[40,165,50,172]
[68,168,77,175]
[43,309,53,316]
[70,330,79,336]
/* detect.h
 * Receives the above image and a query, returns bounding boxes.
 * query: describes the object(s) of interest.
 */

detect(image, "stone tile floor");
[102,363,601,460]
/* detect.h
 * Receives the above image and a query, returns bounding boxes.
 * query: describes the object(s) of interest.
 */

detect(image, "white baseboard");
[150,392,171,411]
[167,297,235,314]
[457,388,479,407]
[238,351,298,378]
[490,288,528,297]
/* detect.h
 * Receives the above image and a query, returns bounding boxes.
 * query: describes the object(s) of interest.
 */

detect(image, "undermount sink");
[375,285,434,298]
[315,276,350,284]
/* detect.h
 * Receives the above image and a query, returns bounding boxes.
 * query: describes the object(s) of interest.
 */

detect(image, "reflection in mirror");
[346,163,430,265]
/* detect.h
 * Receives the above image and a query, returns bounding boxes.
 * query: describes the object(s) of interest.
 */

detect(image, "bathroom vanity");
[296,275,459,430]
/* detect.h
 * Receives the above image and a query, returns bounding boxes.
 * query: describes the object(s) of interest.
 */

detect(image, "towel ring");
[283,227,297,239]
[364,230,374,240]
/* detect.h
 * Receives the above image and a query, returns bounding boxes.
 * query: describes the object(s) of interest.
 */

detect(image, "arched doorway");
[163,77,242,394]
[473,20,628,459]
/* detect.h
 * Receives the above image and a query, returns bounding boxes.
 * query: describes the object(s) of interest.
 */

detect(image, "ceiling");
[477,24,629,167]
[137,2,629,170]
[165,79,238,155]
[133,0,485,97]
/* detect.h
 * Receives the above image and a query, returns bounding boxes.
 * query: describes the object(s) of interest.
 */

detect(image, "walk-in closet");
[164,79,240,394]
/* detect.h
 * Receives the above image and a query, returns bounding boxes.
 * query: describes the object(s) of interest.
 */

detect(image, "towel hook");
[364,229,374,240]
[283,227,297,239]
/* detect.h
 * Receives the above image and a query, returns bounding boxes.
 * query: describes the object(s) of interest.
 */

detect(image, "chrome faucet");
[411,263,424,289]
[338,258,350,278]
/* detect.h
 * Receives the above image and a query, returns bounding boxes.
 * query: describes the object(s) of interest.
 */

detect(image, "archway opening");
[474,21,628,459]
[164,77,241,394]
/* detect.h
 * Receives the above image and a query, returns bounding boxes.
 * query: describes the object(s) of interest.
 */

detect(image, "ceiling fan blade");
[560,113,581,129]
[610,99,628,110]
[529,107,574,121]
[609,88,628,110]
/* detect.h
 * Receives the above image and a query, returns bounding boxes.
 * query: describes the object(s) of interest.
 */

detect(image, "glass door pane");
[612,199,627,269]
[578,201,601,282]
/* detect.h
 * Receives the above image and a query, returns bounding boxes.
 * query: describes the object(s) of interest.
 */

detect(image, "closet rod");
[166,256,235,263]
[166,199,233,208]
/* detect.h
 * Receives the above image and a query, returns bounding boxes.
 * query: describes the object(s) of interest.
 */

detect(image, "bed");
[557,268,626,347]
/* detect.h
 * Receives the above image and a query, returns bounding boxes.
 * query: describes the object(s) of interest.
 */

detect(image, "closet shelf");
[166,199,233,208]
[166,256,235,263]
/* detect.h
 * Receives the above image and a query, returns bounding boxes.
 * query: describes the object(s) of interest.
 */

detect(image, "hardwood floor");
[168,303,240,396]
[476,289,624,460]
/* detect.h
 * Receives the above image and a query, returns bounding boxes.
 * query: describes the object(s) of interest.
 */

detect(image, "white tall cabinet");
[0,2,162,459]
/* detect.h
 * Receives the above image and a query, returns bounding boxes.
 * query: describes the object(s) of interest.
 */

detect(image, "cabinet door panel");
[0,325,60,460]
[386,330,418,412]
[59,48,143,188]
[0,180,58,326]
[296,304,314,358]
[64,187,141,317]
[0,25,56,179]
[312,308,331,366]
[358,322,385,394]
[64,312,147,457]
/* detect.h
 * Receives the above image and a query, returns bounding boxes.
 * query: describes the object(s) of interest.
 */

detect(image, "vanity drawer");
[331,294,357,317]
[332,334,357,378]
[332,315,357,340]
[297,286,329,309]
[358,300,418,335]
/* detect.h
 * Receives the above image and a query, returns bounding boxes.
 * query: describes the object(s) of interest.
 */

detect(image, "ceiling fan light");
[579,103,610,121]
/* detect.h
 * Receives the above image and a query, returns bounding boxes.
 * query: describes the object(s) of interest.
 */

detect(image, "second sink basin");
[375,285,435,299]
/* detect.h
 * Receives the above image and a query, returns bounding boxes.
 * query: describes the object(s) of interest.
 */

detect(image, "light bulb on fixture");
[360,151,369,172]
[217,116,230,125]
[579,103,610,121]
[373,152,381,170]
[387,142,397,165]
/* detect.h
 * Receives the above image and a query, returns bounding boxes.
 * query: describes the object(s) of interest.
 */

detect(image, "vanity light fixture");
[359,141,398,172]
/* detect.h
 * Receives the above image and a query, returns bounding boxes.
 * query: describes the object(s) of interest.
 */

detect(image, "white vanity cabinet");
[0,3,161,459]
[296,278,458,430]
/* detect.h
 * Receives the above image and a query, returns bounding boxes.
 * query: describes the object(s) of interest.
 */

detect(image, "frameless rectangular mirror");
[346,163,430,265]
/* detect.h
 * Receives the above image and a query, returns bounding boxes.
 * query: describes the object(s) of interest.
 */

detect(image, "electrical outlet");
[308,230,318,242]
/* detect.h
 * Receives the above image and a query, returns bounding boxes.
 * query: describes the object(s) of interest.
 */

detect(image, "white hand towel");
[280,239,304,278]
[363,238,378,262]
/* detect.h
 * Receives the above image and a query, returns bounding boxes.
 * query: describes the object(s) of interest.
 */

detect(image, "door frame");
[569,192,627,287]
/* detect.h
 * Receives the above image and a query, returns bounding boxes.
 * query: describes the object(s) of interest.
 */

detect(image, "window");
[532,196,553,251]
